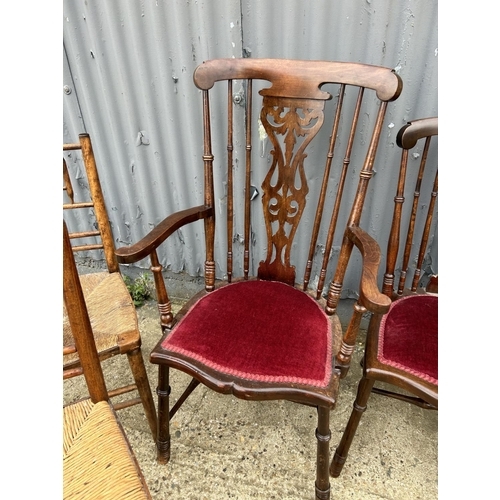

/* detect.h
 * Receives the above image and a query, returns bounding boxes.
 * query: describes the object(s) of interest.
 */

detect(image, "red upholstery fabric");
[162,280,332,387]
[378,294,438,384]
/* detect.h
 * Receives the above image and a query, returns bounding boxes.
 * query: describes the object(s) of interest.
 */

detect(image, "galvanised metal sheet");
[63,0,437,295]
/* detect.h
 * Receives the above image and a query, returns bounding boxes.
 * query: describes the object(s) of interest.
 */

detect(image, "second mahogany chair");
[330,117,438,478]
[63,135,157,438]
[116,58,402,499]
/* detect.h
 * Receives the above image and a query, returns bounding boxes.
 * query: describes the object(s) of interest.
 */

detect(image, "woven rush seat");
[378,294,438,384]
[162,280,342,387]
[63,272,139,366]
[63,400,151,500]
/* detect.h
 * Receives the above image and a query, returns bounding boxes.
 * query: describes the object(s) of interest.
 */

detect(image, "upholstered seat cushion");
[378,294,438,384]
[162,280,335,387]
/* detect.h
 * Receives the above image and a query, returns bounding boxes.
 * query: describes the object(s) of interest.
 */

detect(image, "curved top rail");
[193,58,403,102]
[396,117,438,150]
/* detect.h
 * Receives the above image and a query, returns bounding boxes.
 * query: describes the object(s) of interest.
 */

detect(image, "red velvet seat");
[163,280,333,387]
[378,294,438,384]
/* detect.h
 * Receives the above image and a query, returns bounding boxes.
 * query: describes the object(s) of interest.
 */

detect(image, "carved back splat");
[258,97,325,285]
[193,58,402,313]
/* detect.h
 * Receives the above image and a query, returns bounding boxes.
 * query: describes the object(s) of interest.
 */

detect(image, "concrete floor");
[63,274,437,500]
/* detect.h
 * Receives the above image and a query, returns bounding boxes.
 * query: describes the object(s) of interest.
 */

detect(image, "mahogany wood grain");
[117,58,403,500]
[330,117,438,479]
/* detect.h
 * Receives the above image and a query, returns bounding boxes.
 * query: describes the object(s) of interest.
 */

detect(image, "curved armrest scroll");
[115,205,213,264]
[346,225,391,314]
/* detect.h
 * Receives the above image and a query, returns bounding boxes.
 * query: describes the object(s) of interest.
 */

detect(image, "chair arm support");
[115,205,213,264]
[346,225,391,314]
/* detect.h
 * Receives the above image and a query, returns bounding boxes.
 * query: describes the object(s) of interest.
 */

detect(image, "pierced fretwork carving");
[258,97,325,285]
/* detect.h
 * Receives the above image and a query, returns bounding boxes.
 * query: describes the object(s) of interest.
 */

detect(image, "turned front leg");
[336,301,366,378]
[330,376,374,477]
[156,364,171,464]
[315,406,331,500]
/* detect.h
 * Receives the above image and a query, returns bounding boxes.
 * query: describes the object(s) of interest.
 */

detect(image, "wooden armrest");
[115,205,213,264]
[346,225,391,314]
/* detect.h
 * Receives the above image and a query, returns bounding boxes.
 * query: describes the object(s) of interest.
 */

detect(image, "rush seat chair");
[115,58,402,499]
[63,221,152,499]
[63,135,157,438]
[330,117,438,478]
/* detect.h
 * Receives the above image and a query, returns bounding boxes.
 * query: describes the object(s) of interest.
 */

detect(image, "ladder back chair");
[63,134,157,438]
[115,58,402,500]
[330,117,438,478]
[63,221,152,499]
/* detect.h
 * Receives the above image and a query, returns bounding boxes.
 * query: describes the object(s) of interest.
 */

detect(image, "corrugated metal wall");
[63,0,438,295]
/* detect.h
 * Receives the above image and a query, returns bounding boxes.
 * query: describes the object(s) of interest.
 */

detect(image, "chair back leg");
[126,348,158,437]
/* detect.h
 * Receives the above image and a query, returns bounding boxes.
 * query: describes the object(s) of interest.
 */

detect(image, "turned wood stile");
[383,148,409,297]
[303,84,346,294]
[326,100,389,315]
[202,90,216,292]
[244,79,253,280]
[80,134,119,273]
[326,100,390,374]
[227,79,234,283]
[397,135,437,294]
[314,87,363,299]
[63,135,119,273]
[411,158,437,291]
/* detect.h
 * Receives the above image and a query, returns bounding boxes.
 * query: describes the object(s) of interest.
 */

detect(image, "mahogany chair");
[330,117,438,478]
[63,221,152,499]
[63,134,157,438]
[115,58,402,499]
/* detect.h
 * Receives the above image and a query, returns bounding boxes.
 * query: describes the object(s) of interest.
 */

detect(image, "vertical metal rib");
[316,87,364,298]
[243,79,252,280]
[227,80,234,283]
